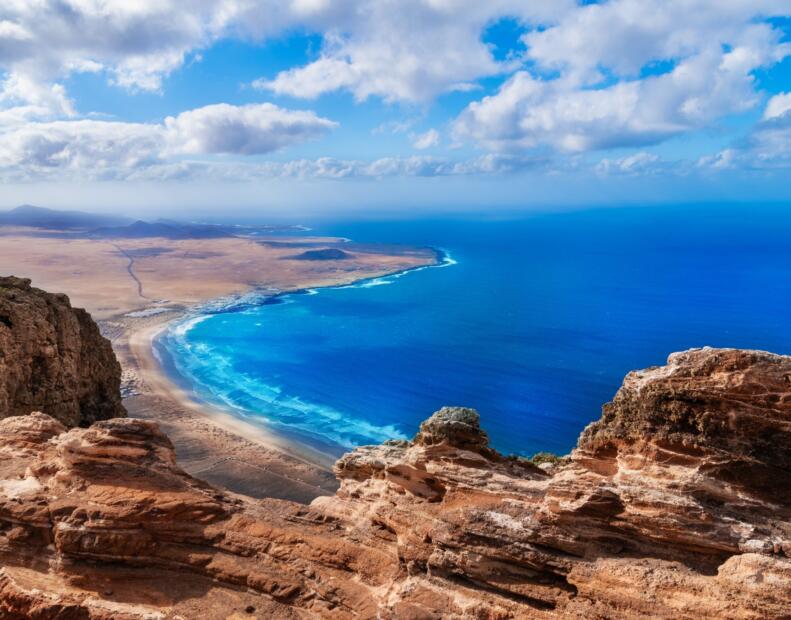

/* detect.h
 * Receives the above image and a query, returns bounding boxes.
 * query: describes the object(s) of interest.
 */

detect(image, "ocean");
[156,205,791,458]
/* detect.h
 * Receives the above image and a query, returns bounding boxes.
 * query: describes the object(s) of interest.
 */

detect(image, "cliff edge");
[0,276,125,426]
[0,347,789,618]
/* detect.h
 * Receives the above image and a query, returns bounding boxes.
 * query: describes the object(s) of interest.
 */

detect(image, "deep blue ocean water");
[158,205,791,458]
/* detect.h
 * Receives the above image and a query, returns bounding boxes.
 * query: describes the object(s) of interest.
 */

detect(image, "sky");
[0,1,790,217]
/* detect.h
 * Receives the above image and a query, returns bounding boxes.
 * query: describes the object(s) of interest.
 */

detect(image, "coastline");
[116,310,340,503]
[111,247,450,502]
[128,314,340,469]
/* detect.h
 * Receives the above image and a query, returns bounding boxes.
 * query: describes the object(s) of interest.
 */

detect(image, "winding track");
[112,244,148,300]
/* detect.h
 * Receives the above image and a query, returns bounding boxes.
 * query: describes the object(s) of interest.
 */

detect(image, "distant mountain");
[0,206,294,240]
[90,220,236,240]
[0,205,132,229]
[286,248,353,261]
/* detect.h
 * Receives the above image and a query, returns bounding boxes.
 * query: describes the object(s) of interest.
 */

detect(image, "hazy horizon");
[5,198,791,227]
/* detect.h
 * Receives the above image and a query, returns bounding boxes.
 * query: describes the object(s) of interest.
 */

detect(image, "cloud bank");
[0,103,336,178]
[454,1,790,152]
[0,0,788,186]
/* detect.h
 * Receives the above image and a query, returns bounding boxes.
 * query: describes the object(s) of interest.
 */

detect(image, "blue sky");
[0,2,790,216]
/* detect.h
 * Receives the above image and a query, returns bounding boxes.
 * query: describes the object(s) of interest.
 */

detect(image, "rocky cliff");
[0,347,789,618]
[0,276,125,426]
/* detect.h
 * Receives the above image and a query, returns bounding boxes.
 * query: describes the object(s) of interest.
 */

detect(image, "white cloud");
[411,129,439,150]
[0,120,162,178]
[454,0,790,153]
[596,152,665,175]
[695,84,791,172]
[0,127,547,182]
[255,57,361,100]
[454,48,763,152]
[698,149,740,170]
[254,1,574,102]
[0,1,246,92]
[0,0,789,184]
[0,1,346,118]
[699,113,791,171]
[522,0,789,83]
[0,0,569,110]
[764,92,791,120]
[0,19,31,44]
[163,103,336,155]
[751,120,791,168]
[0,73,75,120]
[0,102,336,179]
[131,153,547,181]
[0,2,219,121]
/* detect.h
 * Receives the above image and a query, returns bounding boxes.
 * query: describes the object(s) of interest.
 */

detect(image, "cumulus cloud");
[0,102,336,179]
[596,152,668,175]
[0,73,75,121]
[0,1,230,94]
[256,57,361,100]
[454,50,761,152]
[694,90,791,171]
[454,0,790,153]
[764,92,791,120]
[522,0,789,83]
[0,0,567,111]
[0,120,161,179]
[254,1,573,102]
[0,1,333,119]
[411,129,439,150]
[163,103,336,155]
[0,0,789,183]
[699,111,791,171]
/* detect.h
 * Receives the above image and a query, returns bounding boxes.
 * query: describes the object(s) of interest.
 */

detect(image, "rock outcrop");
[0,276,125,426]
[0,348,790,618]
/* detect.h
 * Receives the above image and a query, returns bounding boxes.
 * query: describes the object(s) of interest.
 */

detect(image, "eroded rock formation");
[0,348,789,618]
[0,276,125,426]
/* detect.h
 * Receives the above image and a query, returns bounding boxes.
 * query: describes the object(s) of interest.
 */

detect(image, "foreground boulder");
[0,348,789,618]
[0,276,125,426]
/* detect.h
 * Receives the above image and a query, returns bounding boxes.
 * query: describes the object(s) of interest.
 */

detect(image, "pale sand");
[0,231,435,319]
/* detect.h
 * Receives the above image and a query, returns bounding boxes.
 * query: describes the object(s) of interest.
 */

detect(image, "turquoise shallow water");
[157,205,791,458]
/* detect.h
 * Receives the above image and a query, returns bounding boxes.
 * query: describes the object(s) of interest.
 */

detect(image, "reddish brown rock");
[0,348,789,618]
[0,276,125,426]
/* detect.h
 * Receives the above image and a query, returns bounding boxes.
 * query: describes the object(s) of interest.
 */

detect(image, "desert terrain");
[0,227,433,319]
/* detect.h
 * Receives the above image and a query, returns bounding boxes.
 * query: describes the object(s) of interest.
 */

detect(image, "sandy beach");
[0,225,438,502]
[108,256,439,501]
[117,311,341,503]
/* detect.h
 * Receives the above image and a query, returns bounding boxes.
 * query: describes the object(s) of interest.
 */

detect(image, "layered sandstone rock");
[0,276,125,426]
[0,348,789,618]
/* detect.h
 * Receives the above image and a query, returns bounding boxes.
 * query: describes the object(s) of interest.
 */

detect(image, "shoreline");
[112,246,450,500]
[195,246,456,313]
[127,314,341,470]
[117,310,342,503]
[132,247,455,464]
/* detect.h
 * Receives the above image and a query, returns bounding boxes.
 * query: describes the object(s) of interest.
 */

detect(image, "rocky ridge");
[0,276,125,426]
[0,347,789,618]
